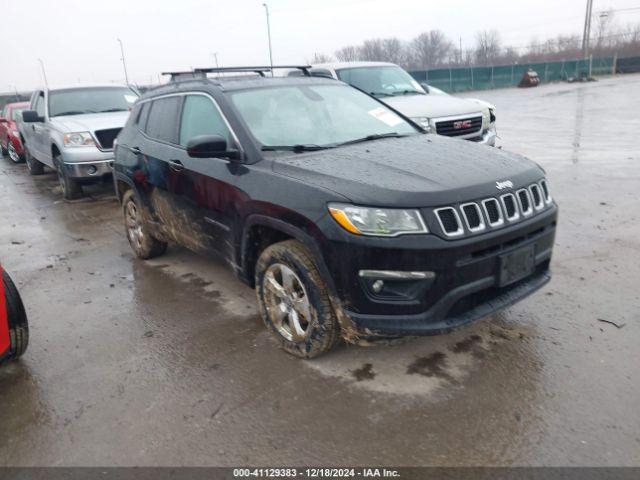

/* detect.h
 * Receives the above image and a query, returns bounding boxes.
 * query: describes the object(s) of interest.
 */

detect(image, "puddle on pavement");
[306,317,531,397]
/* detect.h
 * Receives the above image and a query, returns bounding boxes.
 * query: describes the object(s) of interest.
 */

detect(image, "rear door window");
[179,95,231,147]
[145,96,182,144]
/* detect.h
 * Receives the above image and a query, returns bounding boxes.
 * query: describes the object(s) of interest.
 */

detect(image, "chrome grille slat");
[435,207,464,237]
[460,202,486,233]
[517,189,533,216]
[482,198,504,227]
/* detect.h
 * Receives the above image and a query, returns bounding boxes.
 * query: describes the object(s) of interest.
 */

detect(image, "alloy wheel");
[125,200,144,250]
[263,263,312,342]
[8,143,19,163]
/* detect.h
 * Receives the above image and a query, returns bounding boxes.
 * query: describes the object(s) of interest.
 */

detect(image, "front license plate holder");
[499,245,535,287]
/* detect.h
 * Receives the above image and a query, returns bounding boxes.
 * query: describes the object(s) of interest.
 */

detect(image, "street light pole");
[117,38,130,85]
[212,52,220,68]
[582,0,594,58]
[38,58,48,88]
[262,3,274,76]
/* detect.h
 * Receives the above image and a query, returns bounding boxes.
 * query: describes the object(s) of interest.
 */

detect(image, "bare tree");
[335,45,359,62]
[408,30,453,69]
[379,37,408,65]
[475,30,502,66]
[309,53,333,64]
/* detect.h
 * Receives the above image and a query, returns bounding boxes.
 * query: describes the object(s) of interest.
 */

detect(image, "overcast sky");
[2,0,639,90]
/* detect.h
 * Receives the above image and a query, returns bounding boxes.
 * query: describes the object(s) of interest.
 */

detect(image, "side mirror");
[186,134,239,160]
[22,110,44,123]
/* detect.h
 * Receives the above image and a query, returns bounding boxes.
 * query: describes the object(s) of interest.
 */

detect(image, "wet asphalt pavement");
[0,74,639,467]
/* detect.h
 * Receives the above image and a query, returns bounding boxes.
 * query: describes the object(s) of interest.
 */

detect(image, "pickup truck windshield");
[336,66,425,97]
[230,84,418,149]
[48,87,138,117]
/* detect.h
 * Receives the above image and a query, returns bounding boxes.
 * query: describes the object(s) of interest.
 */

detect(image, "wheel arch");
[239,215,337,296]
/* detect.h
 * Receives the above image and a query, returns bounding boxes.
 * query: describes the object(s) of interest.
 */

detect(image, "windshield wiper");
[392,90,425,96]
[369,91,394,97]
[98,108,128,113]
[52,110,97,117]
[261,144,333,153]
[335,132,408,147]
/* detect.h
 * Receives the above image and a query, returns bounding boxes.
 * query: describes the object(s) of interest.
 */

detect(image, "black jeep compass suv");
[113,66,557,358]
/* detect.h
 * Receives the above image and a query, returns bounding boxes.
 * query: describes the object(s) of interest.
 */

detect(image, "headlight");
[482,110,490,128]
[489,108,496,124]
[412,117,432,133]
[328,203,428,237]
[11,130,19,137]
[63,132,95,147]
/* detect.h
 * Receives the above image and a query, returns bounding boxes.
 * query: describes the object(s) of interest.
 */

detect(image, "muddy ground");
[0,74,639,467]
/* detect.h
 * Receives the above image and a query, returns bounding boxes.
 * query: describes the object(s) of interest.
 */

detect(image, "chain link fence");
[408,56,637,93]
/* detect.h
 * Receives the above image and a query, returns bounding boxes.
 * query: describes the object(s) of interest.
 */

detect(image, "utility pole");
[582,0,594,58]
[38,58,48,88]
[117,38,130,85]
[459,37,463,65]
[263,3,274,76]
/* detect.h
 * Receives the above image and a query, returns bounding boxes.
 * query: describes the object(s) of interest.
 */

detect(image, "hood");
[271,134,543,207]
[50,111,130,133]
[381,93,488,119]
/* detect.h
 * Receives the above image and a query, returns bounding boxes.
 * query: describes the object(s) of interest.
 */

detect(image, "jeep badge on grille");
[496,180,514,190]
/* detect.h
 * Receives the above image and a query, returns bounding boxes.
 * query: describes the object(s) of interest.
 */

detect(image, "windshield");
[230,84,418,149]
[48,87,139,117]
[11,108,26,121]
[336,66,425,97]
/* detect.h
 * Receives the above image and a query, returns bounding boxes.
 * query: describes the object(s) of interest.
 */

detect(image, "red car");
[0,101,29,163]
[0,264,28,364]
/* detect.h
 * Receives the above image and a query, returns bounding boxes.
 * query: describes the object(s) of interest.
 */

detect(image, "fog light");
[372,280,384,293]
[86,165,98,175]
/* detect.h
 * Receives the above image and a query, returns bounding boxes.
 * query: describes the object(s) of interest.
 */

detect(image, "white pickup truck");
[19,84,138,199]
[306,62,497,146]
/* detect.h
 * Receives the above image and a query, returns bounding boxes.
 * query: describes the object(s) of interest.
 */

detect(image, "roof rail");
[192,65,312,77]
[161,71,208,82]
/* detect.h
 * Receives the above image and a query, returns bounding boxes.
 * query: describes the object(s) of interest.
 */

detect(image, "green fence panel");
[409,56,619,93]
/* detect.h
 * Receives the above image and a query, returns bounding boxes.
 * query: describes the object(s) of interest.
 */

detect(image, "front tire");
[25,148,44,175]
[122,190,168,259]
[255,239,341,358]
[1,269,29,362]
[55,154,83,200]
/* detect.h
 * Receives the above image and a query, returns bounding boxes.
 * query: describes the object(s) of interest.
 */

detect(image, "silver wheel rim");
[125,200,144,250]
[8,143,19,163]
[263,263,312,342]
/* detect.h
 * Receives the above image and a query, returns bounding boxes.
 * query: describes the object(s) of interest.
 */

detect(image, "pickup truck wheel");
[255,240,341,358]
[25,148,44,175]
[55,155,83,200]
[1,269,29,362]
[122,190,168,259]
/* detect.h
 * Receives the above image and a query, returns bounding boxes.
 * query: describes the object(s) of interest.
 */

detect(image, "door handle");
[130,146,142,155]
[168,160,184,172]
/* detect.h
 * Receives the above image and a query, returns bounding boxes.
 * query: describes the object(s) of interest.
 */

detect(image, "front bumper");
[62,159,113,179]
[473,126,497,146]
[60,147,114,179]
[318,205,557,337]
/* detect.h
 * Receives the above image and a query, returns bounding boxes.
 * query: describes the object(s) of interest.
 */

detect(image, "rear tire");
[55,154,83,200]
[25,148,44,175]
[122,190,168,259]
[255,239,341,359]
[2,269,29,362]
